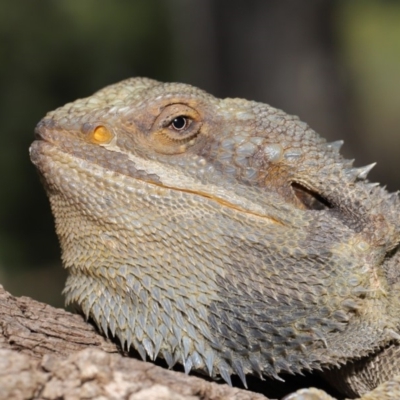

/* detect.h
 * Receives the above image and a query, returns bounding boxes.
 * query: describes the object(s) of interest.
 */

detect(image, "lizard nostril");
[83,124,114,145]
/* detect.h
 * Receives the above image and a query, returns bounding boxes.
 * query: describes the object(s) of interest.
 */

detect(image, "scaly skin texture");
[30,78,400,399]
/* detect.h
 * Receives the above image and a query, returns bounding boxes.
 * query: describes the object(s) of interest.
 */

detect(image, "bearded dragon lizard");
[30,78,400,399]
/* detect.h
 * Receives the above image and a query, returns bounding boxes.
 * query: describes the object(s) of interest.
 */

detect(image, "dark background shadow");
[0,0,399,329]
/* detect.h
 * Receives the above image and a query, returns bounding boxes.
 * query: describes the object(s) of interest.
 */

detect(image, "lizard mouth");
[34,119,57,141]
[32,121,331,225]
[30,133,287,226]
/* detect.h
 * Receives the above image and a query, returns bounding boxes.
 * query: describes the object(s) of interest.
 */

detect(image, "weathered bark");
[0,285,267,400]
[0,284,117,359]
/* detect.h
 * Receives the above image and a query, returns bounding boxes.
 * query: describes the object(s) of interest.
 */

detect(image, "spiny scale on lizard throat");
[29,77,400,388]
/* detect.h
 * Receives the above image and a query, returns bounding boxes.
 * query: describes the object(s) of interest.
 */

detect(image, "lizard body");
[30,78,400,399]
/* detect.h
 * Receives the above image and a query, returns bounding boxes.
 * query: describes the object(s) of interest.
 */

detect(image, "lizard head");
[30,78,400,385]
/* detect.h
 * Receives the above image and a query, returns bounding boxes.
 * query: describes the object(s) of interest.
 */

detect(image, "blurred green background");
[0,0,399,307]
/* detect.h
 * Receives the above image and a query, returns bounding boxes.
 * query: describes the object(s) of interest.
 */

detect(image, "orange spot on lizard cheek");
[88,126,114,144]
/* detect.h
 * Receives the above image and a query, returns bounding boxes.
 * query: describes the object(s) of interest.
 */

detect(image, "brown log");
[0,285,268,400]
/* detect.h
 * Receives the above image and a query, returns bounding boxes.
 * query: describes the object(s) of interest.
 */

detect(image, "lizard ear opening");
[291,182,332,211]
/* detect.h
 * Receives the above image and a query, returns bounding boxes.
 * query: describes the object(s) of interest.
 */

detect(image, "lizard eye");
[150,103,202,154]
[170,116,189,131]
[163,113,198,141]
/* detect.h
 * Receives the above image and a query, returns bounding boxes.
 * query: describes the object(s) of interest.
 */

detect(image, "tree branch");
[0,285,268,400]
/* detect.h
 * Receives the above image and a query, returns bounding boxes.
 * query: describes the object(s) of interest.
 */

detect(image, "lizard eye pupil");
[171,116,187,131]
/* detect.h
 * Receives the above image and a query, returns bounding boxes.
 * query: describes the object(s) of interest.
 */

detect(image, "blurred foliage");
[0,0,399,306]
[338,0,400,183]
